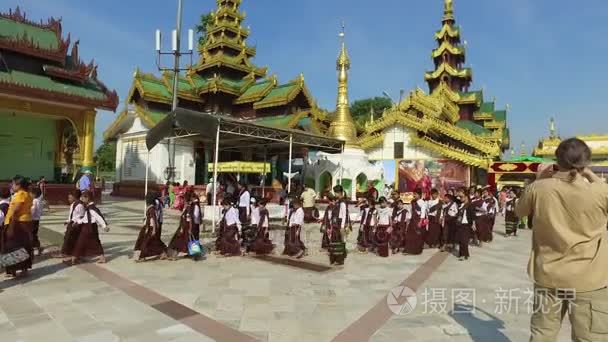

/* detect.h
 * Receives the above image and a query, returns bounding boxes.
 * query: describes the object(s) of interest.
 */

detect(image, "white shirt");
[394,208,410,223]
[459,204,469,224]
[31,197,43,221]
[289,207,304,226]
[415,199,428,219]
[67,202,86,224]
[427,199,440,217]
[250,205,260,225]
[446,202,458,217]
[238,190,250,210]
[360,207,377,227]
[338,201,348,228]
[377,207,392,225]
[223,207,242,231]
[475,199,488,217]
[81,203,108,230]
[192,203,202,224]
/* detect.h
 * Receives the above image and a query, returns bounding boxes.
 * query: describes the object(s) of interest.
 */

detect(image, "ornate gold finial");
[549,117,556,138]
[328,22,358,147]
[443,0,454,21]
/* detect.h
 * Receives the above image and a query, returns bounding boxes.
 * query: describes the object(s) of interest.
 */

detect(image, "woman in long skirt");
[390,200,407,254]
[440,194,458,252]
[283,199,306,258]
[357,199,376,252]
[374,197,392,257]
[504,191,519,237]
[72,190,107,264]
[168,196,193,258]
[425,189,443,248]
[319,199,334,250]
[403,191,425,255]
[250,199,274,255]
[2,176,34,278]
[456,190,475,261]
[217,199,242,256]
[134,192,167,261]
[58,190,85,260]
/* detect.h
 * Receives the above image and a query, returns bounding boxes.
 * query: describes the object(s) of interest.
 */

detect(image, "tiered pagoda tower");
[424,0,471,94]
[107,0,329,142]
[425,0,510,151]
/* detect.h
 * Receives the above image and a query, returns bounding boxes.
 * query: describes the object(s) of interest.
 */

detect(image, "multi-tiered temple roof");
[105,0,328,140]
[0,7,118,110]
[356,0,510,168]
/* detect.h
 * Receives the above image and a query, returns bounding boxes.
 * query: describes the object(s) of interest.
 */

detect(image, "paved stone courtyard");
[0,197,571,342]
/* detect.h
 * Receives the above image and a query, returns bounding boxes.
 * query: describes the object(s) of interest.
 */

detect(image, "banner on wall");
[396,159,469,198]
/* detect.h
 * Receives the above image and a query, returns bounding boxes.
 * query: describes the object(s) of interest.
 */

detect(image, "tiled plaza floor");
[0,197,570,341]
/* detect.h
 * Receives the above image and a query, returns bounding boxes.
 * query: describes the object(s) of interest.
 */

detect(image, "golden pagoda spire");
[328,22,358,147]
[443,0,455,21]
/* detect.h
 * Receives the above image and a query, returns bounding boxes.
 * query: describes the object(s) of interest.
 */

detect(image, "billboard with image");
[397,159,469,198]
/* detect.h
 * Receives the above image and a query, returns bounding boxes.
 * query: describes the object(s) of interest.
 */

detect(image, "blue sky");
[6,0,608,166]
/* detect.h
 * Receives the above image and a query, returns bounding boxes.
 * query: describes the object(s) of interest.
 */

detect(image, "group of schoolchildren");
[347,186,500,261]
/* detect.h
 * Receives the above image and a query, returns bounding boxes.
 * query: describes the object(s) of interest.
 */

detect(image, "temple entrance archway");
[356,173,368,193]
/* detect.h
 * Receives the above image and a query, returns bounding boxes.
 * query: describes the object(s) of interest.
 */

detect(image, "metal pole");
[167,0,183,182]
[287,134,293,194]
[144,150,150,213]
[211,123,220,231]
[262,148,267,198]
[339,143,345,184]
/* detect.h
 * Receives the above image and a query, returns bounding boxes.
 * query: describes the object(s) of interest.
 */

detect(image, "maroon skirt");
[2,221,34,273]
[389,223,403,250]
[250,226,274,255]
[219,225,241,256]
[168,224,190,255]
[357,225,374,249]
[425,219,442,247]
[475,216,492,242]
[238,207,249,225]
[375,225,390,257]
[283,225,305,257]
[61,222,81,256]
[134,226,167,259]
[403,220,424,255]
[73,223,104,258]
[321,229,330,250]
[303,207,319,223]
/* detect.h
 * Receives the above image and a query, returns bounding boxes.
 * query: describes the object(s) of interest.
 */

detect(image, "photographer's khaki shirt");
[516,172,608,292]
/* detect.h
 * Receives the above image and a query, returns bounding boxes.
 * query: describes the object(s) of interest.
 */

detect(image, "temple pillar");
[81,110,96,173]
[203,146,211,183]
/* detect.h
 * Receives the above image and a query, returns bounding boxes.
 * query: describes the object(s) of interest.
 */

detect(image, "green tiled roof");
[0,70,107,100]
[0,17,59,50]
[221,78,246,91]
[459,90,483,101]
[239,80,271,98]
[456,120,491,135]
[189,74,208,88]
[163,74,196,93]
[256,83,298,105]
[253,114,295,128]
[494,110,506,121]
[139,78,172,99]
[480,102,495,113]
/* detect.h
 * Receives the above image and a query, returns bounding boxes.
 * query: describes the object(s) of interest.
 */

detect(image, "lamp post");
[155,0,194,183]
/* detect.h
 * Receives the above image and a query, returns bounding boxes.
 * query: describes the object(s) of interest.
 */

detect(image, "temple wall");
[365,125,439,161]
[0,112,57,181]
[115,118,195,186]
